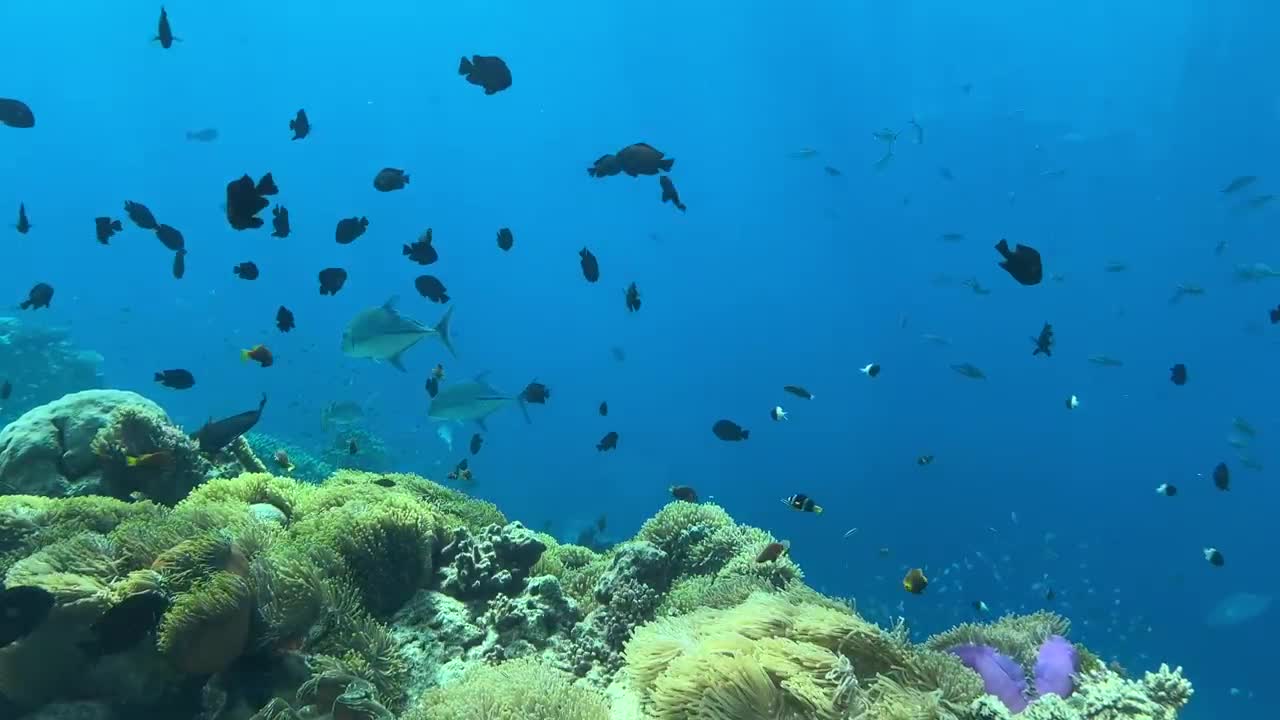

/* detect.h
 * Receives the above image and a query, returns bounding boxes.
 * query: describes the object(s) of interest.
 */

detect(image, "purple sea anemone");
[949,635,1078,713]
[949,644,1029,712]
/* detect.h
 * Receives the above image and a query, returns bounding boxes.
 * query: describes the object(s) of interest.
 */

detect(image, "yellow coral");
[405,656,610,720]
[156,570,253,674]
[181,472,309,519]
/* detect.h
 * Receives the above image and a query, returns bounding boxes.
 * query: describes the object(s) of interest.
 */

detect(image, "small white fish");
[859,363,881,378]
[1066,394,1080,410]
[436,423,454,451]
[842,527,858,538]
[770,406,788,421]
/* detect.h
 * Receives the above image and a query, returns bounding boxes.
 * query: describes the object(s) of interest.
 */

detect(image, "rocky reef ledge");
[0,393,1195,720]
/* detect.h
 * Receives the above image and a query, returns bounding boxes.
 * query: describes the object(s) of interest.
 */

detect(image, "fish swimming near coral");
[428,373,532,429]
[78,591,169,657]
[192,394,267,453]
[342,298,455,371]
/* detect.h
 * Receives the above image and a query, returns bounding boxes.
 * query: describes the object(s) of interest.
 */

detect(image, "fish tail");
[740,429,750,440]
[660,158,674,172]
[435,305,457,358]
[240,349,251,362]
[125,456,139,467]
[516,387,533,425]
[458,56,473,75]
[814,505,824,514]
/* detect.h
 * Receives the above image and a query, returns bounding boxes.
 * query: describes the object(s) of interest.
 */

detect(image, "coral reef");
[0,390,193,499]
[0,389,1198,720]
[245,433,335,484]
[0,317,104,427]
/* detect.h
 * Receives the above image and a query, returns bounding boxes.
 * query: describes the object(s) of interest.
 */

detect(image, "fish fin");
[382,295,400,313]
[476,417,488,431]
[435,305,457,357]
[473,370,491,382]
[516,391,532,425]
[388,352,408,372]
[258,394,268,412]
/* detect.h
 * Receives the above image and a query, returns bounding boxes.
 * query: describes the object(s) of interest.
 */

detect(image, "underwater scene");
[0,1,1275,718]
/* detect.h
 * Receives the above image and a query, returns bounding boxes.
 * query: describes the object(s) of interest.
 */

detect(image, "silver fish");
[427,373,531,429]
[341,298,455,371]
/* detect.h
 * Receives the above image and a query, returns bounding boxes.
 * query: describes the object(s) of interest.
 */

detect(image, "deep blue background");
[3,1,1278,717]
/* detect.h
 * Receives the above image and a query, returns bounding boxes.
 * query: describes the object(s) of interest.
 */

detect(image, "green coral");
[290,494,443,616]
[182,472,307,520]
[88,402,208,505]
[156,569,254,674]
[314,469,505,531]
[0,494,162,576]
[404,656,610,720]
[625,592,982,720]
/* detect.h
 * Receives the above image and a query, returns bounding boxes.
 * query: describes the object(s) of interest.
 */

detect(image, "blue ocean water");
[2,1,1277,717]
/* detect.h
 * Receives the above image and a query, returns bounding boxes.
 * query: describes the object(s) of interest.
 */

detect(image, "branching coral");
[438,522,546,602]
[404,656,610,720]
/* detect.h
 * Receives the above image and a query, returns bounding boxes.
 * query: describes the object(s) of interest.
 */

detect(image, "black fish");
[784,493,823,513]
[318,268,347,295]
[403,230,438,265]
[0,98,35,129]
[192,394,267,453]
[154,6,178,48]
[670,485,698,503]
[276,306,295,332]
[373,168,409,192]
[1270,304,1280,324]
[373,476,395,487]
[270,205,290,238]
[823,165,842,177]
[155,223,184,251]
[579,248,600,282]
[1031,322,1053,356]
[0,380,10,400]
[625,282,641,312]
[94,217,122,244]
[335,216,368,244]
[19,283,53,310]
[1170,363,1188,386]
[1212,462,1229,491]
[587,154,622,178]
[496,227,514,251]
[521,382,551,404]
[425,375,439,398]
[598,401,608,416]
[596,431,618,451]
[154,369,195,390]
[233,262,259,280]
[172,249,186,279]
[469,433,483,455]
[14,203,30,234]
[659,176,686,211]
[256,173,279,195]
[0,586,54,648]
[783,385,814,400]
[414,275,450,303]
[79,591,168,657]
[124,201,159,230]
[994,239,1043,286]
[225,174,273,230]
[616,143,674,176]
[458,55,512,95]
[712,419,749,441]
[289,109,310,140]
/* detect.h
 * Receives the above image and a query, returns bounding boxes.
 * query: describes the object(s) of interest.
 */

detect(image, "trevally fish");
[341,298,455,371]
[428,373,532,429]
